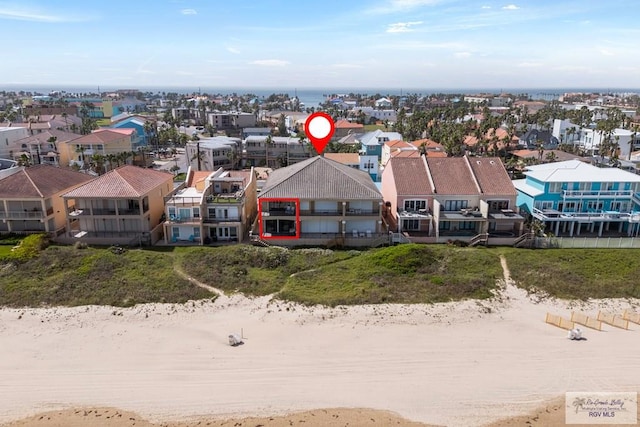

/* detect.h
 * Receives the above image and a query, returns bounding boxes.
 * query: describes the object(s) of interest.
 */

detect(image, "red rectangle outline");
[258,197,300,240]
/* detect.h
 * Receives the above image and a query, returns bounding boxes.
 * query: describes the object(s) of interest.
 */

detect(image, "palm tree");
[106,153,118,171]
[191,141,204,171]
[75,145,87,168]
[265,135,272,168]
[90,153,106,175]
[17,153,31,167]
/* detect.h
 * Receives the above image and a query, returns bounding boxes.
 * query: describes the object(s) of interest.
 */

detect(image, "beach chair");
[352,229,358,238]
[366,230,372,238]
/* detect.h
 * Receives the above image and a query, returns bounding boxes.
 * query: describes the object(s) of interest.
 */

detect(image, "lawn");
[500,248,640,300]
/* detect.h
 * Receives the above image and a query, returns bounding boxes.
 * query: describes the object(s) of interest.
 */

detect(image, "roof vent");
[476,160,481,164]
[490,160,495,164]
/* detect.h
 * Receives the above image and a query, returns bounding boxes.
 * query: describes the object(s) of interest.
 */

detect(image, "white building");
[0,127,29,159]
[185,136,240,171]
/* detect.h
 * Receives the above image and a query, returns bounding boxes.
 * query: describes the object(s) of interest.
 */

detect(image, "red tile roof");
[324,152,359,164]
[426,157,480,195]
[467,157,516,196]
[334,119,364,129]
[0,165,93,198]
[384,139,413,149]
[387,157,433,196]
[410,138,443,150]
[63,165,173,198]
[70,129,135,145]
[391,150,421,158]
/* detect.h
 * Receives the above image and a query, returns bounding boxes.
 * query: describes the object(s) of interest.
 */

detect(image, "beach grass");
[181,244,502,306]
[500,248,640,300]
[0,246,215,307]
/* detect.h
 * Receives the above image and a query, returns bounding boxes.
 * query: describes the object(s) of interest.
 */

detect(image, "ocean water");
[1,84,639,108]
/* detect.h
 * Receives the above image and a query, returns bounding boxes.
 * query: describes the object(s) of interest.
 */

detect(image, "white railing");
[562,189,633,198]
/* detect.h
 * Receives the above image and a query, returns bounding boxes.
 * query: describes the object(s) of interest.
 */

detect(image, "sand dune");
[1,275,639,427]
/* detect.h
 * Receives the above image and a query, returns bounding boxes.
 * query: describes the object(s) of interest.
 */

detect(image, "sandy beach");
[1,268,639,427]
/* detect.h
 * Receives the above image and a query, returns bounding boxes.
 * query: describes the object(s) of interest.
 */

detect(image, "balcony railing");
[532,207,635,221]
[203,216,241,223]
[562,189,634,198]
[206,195,243,204]
[0,210,45,219]
[262,208,296,216]
[299,209,341,216]
[167,215,201,223]
[345,209,380,216]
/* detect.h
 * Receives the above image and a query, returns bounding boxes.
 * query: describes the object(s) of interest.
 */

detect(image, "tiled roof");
[467,157,516,196]
[384,139,413,149]
[0,165,93,198]
[324,152,359,164]
[15,129,79,145]
[388,157,433,196]
[426,157,480,195]
[410,138,443,150]
[63,165,173,198]
[259,156,382,200]
[70,129,134,145]
[334,119,364,129]
[391,150,421,158]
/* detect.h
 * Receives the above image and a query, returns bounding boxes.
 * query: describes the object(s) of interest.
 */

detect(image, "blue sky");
[1,0,639,90]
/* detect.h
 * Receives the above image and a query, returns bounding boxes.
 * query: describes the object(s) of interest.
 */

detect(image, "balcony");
[203,216,241,223]
[263,207,297,216]
[0,210,46,219]
[299,209,341,216]
[206,194,244,204]
[345,209,380,216]
[167,215,201,224]
[562,189,634,198]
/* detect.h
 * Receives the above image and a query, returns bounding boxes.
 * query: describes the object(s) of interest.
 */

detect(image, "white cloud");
[249,59,290,67]
[181,9,197,15]
[598,48,615,56]
[454,51,472,58]
[226,47,241,54]
[0,6,92,22]
[481,5,491,9]
[502,4,519,10]
[386,21,423,33]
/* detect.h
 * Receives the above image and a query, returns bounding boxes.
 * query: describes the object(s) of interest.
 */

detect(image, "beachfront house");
[58,128,137,169]
[357,130,403,160]
[61,165,174,245]
[381,155,524,243]
[163,167,257,244]
[0,165,93,236]
[252,156,387,247]
[514,159,640,237]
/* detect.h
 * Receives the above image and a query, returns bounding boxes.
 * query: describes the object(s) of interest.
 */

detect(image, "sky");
[1,0,640,90]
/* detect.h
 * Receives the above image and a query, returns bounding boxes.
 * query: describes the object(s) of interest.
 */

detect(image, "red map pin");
[304,112,335,154]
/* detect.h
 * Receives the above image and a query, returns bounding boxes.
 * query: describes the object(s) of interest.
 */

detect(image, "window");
[578,182,591,191]
[192,207,200,218]
[488,200,508,211]
[586,201,603,211]
[208,208,216,218]
[549,182,562,193]
[563,202,576,212]
[172,226,179,237]
[535,201,554,210]
[444,200,468,211]
[404,200,426,211]
[168,207,176,216]
[402,219,419,230]
[193,228,200,238]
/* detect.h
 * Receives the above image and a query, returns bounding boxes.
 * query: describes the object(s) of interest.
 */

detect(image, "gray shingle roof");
[259,156,382,200]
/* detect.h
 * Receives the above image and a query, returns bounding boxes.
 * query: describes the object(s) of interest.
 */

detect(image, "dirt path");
[172,264,227,298]
[499,254,512,285]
